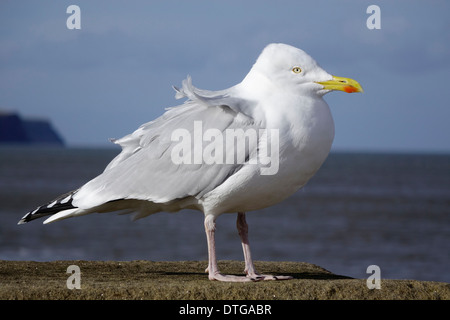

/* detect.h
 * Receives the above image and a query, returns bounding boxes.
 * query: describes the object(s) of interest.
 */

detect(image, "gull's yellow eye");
[292,67,302,74]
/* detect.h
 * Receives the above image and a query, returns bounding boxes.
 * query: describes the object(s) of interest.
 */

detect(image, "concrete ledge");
[0,260,448,300]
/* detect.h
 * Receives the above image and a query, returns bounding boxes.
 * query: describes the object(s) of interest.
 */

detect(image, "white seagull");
[19,43,362,282]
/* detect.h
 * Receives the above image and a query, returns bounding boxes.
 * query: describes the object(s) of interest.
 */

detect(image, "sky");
[1,0,449,152]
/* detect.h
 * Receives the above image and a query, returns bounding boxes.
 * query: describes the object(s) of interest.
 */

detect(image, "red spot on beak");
[344,86,357,93]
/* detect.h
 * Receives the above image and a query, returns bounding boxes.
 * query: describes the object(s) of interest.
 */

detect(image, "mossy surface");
[0,260,448,300]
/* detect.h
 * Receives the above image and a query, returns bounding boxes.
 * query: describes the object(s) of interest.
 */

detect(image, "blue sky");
[1,0,449,152]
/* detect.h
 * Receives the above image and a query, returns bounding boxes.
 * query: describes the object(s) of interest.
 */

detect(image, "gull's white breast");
[200,92,335,215]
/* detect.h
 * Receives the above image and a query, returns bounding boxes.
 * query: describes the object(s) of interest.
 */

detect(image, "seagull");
[19,43,362,282]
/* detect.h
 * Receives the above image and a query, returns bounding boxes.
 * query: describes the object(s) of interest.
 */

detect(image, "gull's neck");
[235,70,276,101]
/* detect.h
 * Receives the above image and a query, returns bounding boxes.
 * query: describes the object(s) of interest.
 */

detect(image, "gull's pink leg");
[204,215,259,282]
[236,212,293,281]
[236,212,258,276]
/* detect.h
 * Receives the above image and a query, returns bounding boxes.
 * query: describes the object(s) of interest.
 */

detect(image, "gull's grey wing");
[72,78,263,213]
[105,76,258,171]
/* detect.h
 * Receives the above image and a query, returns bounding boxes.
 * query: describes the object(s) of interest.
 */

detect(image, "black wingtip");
[18,190,78,225]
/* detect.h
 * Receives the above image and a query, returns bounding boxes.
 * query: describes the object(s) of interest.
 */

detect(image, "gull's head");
[249,43,363,96]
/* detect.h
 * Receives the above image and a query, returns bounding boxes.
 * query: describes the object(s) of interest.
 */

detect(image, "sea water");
[0,146,449,282]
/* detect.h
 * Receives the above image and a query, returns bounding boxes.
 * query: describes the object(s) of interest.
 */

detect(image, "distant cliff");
[0,112,65,146]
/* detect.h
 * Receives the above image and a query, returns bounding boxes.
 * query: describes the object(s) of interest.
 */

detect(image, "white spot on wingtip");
[60,195,72,204]
[47,201,57,208]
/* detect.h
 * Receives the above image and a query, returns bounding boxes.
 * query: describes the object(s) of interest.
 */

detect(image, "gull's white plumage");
[19,43,362,282]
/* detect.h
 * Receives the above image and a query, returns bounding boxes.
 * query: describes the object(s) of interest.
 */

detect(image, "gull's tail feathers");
[18,190,84,225]
[18,190,169,225]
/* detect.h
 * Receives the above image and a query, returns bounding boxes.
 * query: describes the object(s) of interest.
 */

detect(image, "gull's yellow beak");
[316,76,363,93]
